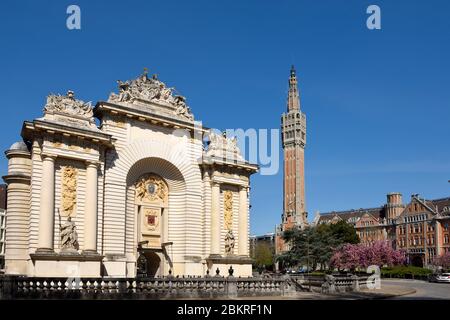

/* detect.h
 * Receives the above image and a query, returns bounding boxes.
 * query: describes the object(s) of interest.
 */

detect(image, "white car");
[430,273,450,283]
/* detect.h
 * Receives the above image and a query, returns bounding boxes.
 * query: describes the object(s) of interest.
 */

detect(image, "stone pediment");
[108,70,194,122]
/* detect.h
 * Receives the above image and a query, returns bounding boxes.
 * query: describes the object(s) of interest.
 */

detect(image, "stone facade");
[1,70,258,278]
[314,193,450,267]
[276,66,307,255]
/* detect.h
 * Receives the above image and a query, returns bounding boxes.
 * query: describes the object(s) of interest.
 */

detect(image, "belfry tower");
[276,65,307,254]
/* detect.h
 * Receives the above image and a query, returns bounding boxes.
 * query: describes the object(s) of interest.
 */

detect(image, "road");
[383,279,450,300]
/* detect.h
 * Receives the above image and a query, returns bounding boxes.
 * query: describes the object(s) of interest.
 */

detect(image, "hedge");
[381,266,433,279]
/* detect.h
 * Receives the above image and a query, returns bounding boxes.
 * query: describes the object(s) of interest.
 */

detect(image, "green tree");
[327,220,360,244]
[278,221,359,271]
[253,242,274,271]
[278,227,331,270]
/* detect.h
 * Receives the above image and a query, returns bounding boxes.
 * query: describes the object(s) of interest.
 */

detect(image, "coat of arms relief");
[135,174,168,204]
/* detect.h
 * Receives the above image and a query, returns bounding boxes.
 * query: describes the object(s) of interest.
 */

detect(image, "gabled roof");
[399,196,437,218]
[359,211,380,222]
[318,206,384,224]
[430,197,450,214]
[316,194,450,224]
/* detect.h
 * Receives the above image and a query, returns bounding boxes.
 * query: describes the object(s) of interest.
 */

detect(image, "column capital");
[239,185,249,192]
[211,181,221,188]
[41,154,57,162]
[86,160,100,168]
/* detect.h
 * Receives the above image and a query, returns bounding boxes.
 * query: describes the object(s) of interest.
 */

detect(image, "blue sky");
[0,0,449,235]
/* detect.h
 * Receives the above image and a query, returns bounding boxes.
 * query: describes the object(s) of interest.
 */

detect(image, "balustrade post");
[351,275,360,291]
[1,276,16,300]
[325,275,336,293]
[226,278,237,298]
[118,279,128,296]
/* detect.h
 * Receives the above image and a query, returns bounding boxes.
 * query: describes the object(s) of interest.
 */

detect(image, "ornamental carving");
[223,190,233,231]
[205,131,244,161]
[135,174,168,203]
[108,70,194,121]
[61,166,78,217]
[44,90,93,119]
[144,208,160,232]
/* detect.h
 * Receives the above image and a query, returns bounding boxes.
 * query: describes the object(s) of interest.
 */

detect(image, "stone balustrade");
[289,274,372,294]
[0,274,368,299]
[0,275,292,300]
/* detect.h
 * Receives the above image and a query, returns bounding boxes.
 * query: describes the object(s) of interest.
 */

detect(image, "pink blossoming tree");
[433,252,450,270]
[330,241,406,271]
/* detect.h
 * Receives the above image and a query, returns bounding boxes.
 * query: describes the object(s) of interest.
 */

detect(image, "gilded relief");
[61,166,78,217]
[135,174,168,203]
[224,190,233,231]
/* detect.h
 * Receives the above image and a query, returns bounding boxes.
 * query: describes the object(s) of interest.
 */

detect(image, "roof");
[430,197,450,214]
[318,207,384,223]
[9,141,29,152]
[317,195,450,223]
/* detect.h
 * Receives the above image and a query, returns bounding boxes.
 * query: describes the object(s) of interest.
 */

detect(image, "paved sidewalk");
[179,281,419,300]
[229,283,417,300]
[328,283,416,300]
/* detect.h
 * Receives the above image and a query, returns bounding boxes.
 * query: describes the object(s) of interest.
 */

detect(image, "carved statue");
[225,230,235,255]
[116,80,132,102]
[108,70,194,120]
[60,217,79,251]
[44,90,93,118]
[174,95,193,120]
[205,130,244,161]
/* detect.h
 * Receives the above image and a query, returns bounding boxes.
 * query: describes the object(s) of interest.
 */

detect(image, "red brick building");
[275,66,308,255]
[315,193,450,267]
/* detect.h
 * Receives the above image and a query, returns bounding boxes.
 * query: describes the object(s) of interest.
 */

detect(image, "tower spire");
[276,64,308,256]
[287,65,300,111]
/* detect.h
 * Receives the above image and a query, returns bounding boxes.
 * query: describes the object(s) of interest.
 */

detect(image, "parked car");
[429,273,450,283]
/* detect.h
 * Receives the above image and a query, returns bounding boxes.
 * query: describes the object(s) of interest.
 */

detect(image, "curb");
[349,288,417,300]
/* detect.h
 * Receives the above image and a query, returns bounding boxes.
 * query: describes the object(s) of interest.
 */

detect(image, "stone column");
[37,155,56,253]
[83,161,98,254]
[3,146,32,274]
[238,186,248,256]
[210,182,221,256]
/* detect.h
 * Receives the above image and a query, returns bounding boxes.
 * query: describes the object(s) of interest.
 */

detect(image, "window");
[445,234,449,244]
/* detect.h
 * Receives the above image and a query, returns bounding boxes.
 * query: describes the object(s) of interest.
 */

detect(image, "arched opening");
[126,157,186,277]
[137,250,162,278]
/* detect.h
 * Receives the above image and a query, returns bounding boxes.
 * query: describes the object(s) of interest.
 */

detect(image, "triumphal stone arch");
[2,70,258,278]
